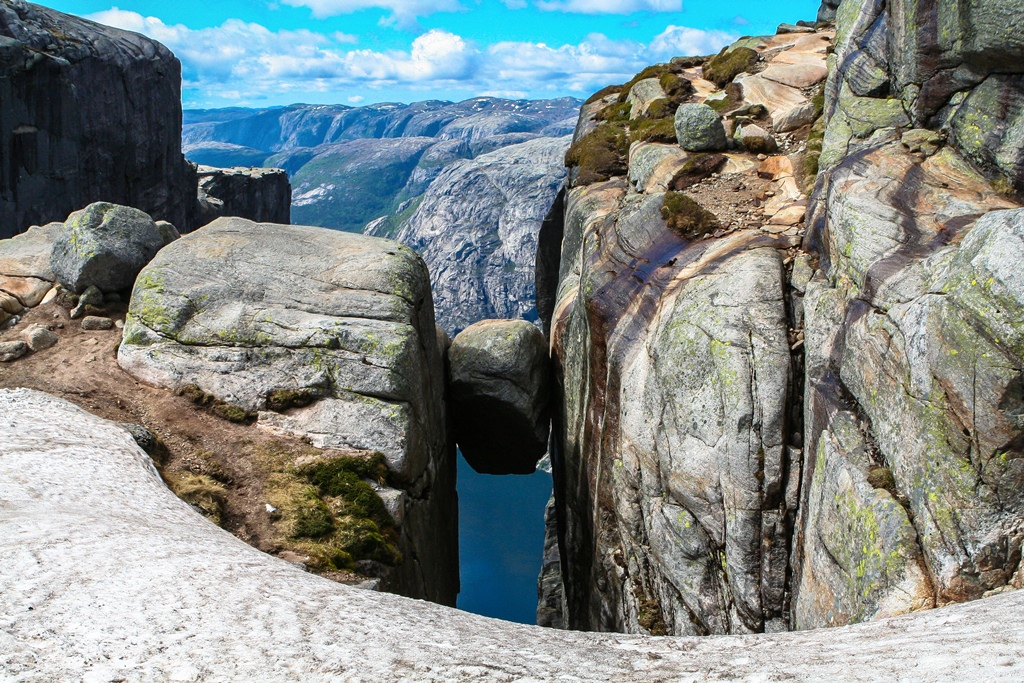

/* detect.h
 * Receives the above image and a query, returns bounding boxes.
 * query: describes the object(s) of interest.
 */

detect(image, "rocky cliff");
[0,1,196,237]
[0,2,289,238]
[540,0,1024,637]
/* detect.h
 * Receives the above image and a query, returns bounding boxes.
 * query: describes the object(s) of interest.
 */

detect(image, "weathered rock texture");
[448,319,550,475]
[543,4,1024,639]
[196,166,291,226]
[379,136,569,333]
[794,0,1024,629]
[0,2,291,239]
[0,1,196,238]
[117,218,457,603]
[50,202,166,294]
[3,388,1024,681]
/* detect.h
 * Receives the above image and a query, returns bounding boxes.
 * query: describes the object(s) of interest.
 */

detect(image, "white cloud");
[348,95,366,103]
[281,0,461,26]
[85,8,735,105]
[535,0,682,13]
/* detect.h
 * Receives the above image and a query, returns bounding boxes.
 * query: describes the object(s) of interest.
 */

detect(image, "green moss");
[585,84,623,105]
[658,72,692,100]
[267,388,319,412]
[165,471,228,526]
[629,117,677,144]
[564,122,630,186]
[702,46,758,87]
[636,595,669,636]
[596,101,632,123]
[661,192,720,239]
[290,485,335,538]
[645,98,677,120]
[176,384,255,424]
[867,466,896,491]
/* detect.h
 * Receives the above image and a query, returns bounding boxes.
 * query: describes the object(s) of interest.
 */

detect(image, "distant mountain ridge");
[182,96,581,332]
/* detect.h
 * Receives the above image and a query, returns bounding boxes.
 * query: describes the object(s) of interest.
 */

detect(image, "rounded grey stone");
[674,103,728,152]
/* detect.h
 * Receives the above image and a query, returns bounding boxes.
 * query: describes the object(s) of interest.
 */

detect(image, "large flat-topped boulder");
[1,388,1023,681]
[117,217,456,602]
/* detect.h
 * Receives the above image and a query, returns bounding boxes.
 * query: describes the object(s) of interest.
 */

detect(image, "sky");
[43,0,818,109]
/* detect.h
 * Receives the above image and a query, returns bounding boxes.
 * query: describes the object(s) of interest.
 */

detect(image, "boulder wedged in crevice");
[448,319,550,475]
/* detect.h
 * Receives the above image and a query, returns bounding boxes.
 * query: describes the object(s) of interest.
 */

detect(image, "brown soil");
[0,299,365,584]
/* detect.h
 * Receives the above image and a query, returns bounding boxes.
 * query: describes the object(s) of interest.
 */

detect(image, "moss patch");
[165,471,228,526]
[702,46,758,87]
[630,117,677,144]
[867,466,897,491]
[659,72,692,100]
[565,121,630,186]
[264,448,401,572]
[596,101,632,123]
[267,388,319,412]
[661,192,720,239]
[618,64,677,103]
[177,384,255,424]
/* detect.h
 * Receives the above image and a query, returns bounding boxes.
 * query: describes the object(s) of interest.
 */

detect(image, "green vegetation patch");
[618,64,677,103]
[596,101,633,123]
[165,471,228,526]
[661,192,721,240]
[565,121,630,187]
[267,388,320,412]
[265,448,401,573]
[658,72,693,100]
[702,46,758,87]
[630,117,677,144]
[177,384,255,424]
[867,466,897,491]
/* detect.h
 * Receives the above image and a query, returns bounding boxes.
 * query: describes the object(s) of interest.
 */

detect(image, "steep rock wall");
[0,2,291,238]
[544,0,1024,636]
[0,1,196,237]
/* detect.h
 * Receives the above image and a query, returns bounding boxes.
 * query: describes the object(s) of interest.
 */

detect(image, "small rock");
[740,124,779,154]
[155,220,181,246]
[81,316,114,331]
[40,287,59,305]
[266,503,278,514]
[115,319,125,330]
[770,205,807,226]
[78,285,104,308]
[85,355,97,363]
[23,324,58,352]
[758,156,795,181]
[901,128,944,157]
[0,341,28,362]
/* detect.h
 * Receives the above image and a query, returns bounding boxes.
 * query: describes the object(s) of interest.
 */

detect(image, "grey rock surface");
[0,340,27,362]
[81,316,114,331]
[674,103,728,152]
[448,319,550,475]
[117,217,457,603]
[385,136,570,333]
[0,1,197,238]
[50,202,165,294]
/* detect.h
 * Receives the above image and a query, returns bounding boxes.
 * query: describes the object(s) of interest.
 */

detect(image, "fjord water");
[457,451,552,624]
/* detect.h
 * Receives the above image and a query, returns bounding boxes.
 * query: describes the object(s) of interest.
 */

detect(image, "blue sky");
[43,0,818,108]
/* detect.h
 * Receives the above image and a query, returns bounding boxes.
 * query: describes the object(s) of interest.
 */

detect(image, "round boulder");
[674,103,728,152]
[448,319,550,475]
[50,202,166,293]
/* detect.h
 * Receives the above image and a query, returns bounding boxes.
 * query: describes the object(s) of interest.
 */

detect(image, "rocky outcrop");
[3,387,1024,681]
[50,202,170,294]
[543,0,1024,640]
[196,166,291,226]
[382,136,570,333]
[448,319,550,475]
[0,1,197,238]
[117,217,457,603]
[0,221,59,321]
[0,2,291,240]
[794,0,1024,629]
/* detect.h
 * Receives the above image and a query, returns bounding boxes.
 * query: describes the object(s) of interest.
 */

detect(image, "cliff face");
[542,0,1024,636]
[0,1,196,237]
[382,136,569,333]
[0,2,290,238]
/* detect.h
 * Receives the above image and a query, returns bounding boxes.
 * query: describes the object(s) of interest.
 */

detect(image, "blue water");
[456,451,552,624]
